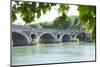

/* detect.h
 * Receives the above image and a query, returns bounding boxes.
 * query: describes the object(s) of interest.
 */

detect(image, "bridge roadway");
[12,24,92,46]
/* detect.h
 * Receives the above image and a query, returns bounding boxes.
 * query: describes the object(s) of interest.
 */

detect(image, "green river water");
[12,42,95,66]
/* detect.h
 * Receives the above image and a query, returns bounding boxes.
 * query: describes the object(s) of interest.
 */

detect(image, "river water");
[12,42,95,66]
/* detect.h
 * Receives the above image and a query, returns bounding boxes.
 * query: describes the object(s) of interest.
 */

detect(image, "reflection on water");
[12,42,95,66]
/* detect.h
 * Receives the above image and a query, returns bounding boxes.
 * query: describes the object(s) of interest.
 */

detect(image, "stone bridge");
[12,24,92,46]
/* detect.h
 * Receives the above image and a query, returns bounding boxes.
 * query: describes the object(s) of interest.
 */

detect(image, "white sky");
[13,5,79,25]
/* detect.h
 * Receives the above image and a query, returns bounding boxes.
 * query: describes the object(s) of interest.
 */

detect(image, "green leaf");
[58,4,70,13]
[37,11,41,18]
[78,6,90,16]
[12,11,17,22]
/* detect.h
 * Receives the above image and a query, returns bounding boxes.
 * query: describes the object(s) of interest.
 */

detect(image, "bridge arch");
[38,32,57,43]
[61,33,72,42]
[12,30,31,46]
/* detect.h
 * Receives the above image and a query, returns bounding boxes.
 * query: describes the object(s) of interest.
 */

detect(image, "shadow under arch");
[61,33,72,42]
[56,33,61,39]
[30,33,37,40]
[12,30,31,46]
[38,32,56,43]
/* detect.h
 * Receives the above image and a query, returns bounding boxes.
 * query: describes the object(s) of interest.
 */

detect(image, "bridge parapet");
[12,24,31,31]
[12,24,79,34]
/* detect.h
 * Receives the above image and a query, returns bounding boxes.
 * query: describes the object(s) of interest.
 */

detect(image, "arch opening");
[85,33,92,42]
[12,32,29,46]
[39,33,56,43]
[57,34,60,39]
[62,34,71,42]
[31,34,36,39]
